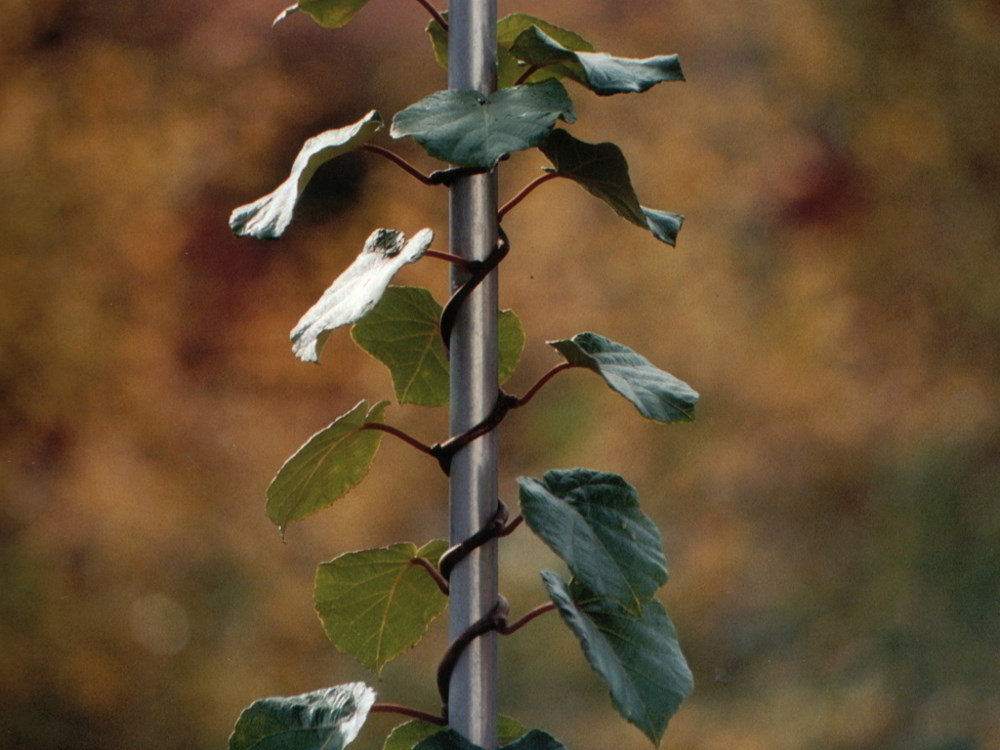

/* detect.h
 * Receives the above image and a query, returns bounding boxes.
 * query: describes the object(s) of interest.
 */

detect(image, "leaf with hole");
[542,573,693,746]
[518,468,667,613]
[266,400,388,530]
[351,286,525,407]
[510,26,684,96]
[230,111,383,239]
[428,14,595,89]
[549,332,697,422]
[291,229,434,363]
[315,541,448,675]
[229,682,376,750]
[540,128,683,246]
[384,716,526,750]
[391,80,576,167]
[274,0,371,28]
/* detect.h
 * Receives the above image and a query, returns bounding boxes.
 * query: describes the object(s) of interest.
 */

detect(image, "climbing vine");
[226,2,696,748]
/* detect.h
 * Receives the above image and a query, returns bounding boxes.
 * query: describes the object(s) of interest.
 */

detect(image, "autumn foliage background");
[2,1,999,749]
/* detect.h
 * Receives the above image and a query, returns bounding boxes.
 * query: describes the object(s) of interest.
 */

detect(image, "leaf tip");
[273,4,298,27]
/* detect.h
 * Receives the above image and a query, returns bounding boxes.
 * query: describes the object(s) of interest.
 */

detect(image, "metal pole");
[447,1,498,748]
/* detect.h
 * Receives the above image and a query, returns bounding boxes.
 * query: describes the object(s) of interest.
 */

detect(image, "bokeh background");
[2,0,998,748]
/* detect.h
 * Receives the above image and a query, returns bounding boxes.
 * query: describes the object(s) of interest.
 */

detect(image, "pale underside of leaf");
[510,26,684,96]
[291,228,434,363]
[542,573,693,746]
[265,400,388,530]
[230,110,383,239]
[314,541,448,674]
[228,682,376,750]
[548,332,698,422]
[274,0,372,29]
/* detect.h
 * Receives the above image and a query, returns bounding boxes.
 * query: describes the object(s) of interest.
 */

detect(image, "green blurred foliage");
[2,0,998,748]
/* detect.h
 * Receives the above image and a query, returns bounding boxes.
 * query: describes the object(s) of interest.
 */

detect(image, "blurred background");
[2,0,998,748]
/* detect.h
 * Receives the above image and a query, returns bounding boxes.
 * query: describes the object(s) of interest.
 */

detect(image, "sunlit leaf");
[274,0,371,29]
[315,540,448,675]
[351,286,525,407]
[548,332,698,422]
[428,13,594,89]
[229,682,376,750]
[542,573,693,746]
[266,400,388,529]
[510,26,684,96]
[518,468,667,613]
[292,229,434,363]
[540,128,684,246]
[230,111,383,239]
[391,80,576,167]
[384,716,526,750]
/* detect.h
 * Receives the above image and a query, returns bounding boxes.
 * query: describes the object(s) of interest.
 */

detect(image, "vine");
[226,2,696,749]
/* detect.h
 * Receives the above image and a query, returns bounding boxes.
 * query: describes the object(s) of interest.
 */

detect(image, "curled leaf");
[230,111,383,239]
[292,229,434,363]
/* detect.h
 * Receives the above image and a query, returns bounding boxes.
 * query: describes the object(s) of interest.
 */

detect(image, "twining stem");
[498,172,561,219]
[411,556,450,596]
[414,0,448,30]
[498,601,557,635]
[362,422,436,457]
[425,249,475,271]
[371,702,447,726]
[362,145,435,185]
[512,362,576,407]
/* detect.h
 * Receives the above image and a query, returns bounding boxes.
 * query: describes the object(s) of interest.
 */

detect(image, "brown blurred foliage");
[2,0,999,748]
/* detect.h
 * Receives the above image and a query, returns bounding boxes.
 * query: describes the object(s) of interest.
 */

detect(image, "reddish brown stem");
[410,557,450,596]
[424,249,474,271]
[499,601,557,635]
[414,0,447,30]
[362,145,435,185]
[371,702,447,726]
[498,172,560,219]
[512,362,576,407]
[362,422,436,457]
[513,63,542,86]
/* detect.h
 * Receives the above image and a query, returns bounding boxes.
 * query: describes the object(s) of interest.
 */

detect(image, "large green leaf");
[291,229,434,363]
[518,469,667,613]
[266,400,388,530]
[510,26,684,96]
[230,111,383,239]
[315,540,448,675]
[274,0,371,29]
[229,682,376,750]
[351,286,525,407]
[391,80,576,167]
[410,727,558,750]
[542,573,693,745]
[540,128,684,246]
[548,332,698,422]
[384,716,526,750]
[428,14,595,89]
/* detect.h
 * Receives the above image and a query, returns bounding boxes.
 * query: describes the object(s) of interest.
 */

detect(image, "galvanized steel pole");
[447,1,499,748]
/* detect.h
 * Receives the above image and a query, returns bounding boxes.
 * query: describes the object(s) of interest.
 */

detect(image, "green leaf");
[540,128,683,246]
[274,0,371,29]
[428,14,595,89]
[391,80,576,168]
[351,286,525,407]
[291,228,434,363]
[542,573,693,745]
[409,725,549,750]
[266,400,388,530]
[230,111,383,239]
[503,730,567,750]
[548,332,698,422]
[315,540,448,675]
[413,730,480,750]
[518,469,667,613]
[510,26,684,96]
[384,716,526,750]
[229,682,376,750]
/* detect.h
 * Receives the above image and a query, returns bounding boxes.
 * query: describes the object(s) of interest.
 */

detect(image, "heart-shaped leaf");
[391,80,576,167]
[291,229,434,363]
[230,111,383,239]
[351,286,525,407]
[510,26,684,96]
[266,400,388,530]
[540,128,683,246]
[229,682,376,750]
[315,540,448,675]
[384,716,526,750]
[518,469,667,613]
[428,14,595,89]
[548,332,698,422]
[542,573,693,746]
[274,0,371,29]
